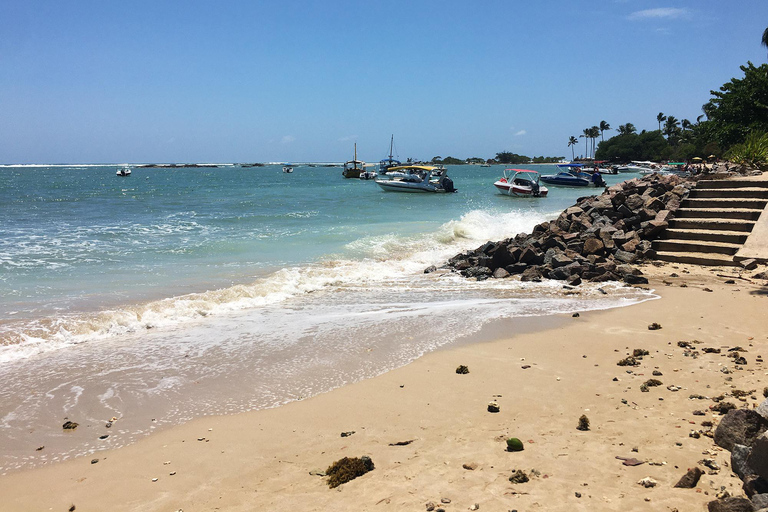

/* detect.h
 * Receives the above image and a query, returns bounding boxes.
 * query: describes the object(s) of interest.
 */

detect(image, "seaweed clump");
[326,456,374,488]
[577,415,590,431]
[456,365,469,374]
[633,349,650,357]
[617,356,639,367]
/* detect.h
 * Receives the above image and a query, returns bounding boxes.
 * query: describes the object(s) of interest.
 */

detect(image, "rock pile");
[439,174,693,285]
[709,401,768,510]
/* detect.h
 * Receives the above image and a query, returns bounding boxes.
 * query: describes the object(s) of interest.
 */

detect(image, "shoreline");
[2,263,767,511]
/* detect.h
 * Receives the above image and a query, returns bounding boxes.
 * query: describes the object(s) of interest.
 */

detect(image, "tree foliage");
[701,62,768,149]
[495,152,531,164]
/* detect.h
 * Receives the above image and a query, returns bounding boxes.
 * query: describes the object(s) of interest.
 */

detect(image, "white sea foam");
[0,208,638,364]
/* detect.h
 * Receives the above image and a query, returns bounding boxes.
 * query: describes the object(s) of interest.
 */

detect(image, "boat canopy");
[505,168,540,175]
[557,163,583,168]
[668,162,685,166]
[387,165,438,172]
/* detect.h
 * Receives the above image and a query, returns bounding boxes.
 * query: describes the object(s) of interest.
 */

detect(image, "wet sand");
[2,262,767,511]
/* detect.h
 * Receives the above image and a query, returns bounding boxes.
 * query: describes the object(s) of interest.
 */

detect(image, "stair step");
[689,188,768,199]
[654,251,740,266]
[669,218,755,232]
[683,198,768,209]
[674,208,764,220]
[660,228,749,244]
[652,239,740,255]
[695,179,768,189]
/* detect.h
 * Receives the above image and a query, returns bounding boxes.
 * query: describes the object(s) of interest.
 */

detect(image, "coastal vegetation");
[587,60,768,168]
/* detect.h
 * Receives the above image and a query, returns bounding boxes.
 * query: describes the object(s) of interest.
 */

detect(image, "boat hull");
[493,181,548,197]
[375,180,442,193]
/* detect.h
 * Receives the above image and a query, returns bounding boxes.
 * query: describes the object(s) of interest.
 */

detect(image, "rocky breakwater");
[439,174,693,285]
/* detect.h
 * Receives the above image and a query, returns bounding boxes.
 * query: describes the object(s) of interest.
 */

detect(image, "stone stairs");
[653,178,768,266]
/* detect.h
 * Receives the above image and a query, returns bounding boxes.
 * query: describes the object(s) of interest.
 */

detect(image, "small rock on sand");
[637,477,657,488]
[674,467,703,488]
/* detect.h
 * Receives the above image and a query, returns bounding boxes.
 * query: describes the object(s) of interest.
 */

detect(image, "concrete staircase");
[653,178,768,266]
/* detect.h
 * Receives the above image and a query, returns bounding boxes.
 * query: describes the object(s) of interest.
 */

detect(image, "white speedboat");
[375,165,456,193]
[116,167,131,176]
[493,169,548,197]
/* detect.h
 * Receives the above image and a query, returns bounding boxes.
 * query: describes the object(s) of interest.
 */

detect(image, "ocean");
[0,163,654,472]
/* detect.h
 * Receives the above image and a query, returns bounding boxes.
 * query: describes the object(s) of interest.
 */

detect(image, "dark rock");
[648,323,662,330]
[624,274,649,285]
[505,262,528,275]
[674,467,704,488]
[743,476,768,498]
[748,433,768,481]
[508,469,529,484]
[731,444,753,480]
[462,266,492,278]
[577,415,590,431]
[740,259,758,270]
[492,268,510,279]
[751,493,768,510]
[614,250,637,263]
[424,265,437,274]
[62,421,78,430]
[520,267,542,282]
[583,237,604,255]
[456,365,469,374]
[567,274,582,286]
[706,497,755,512]
[714,409,768,451]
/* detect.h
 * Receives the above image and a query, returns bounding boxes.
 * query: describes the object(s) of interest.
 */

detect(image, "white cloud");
[337,135,357,142]
[281,135,295,144]
[514,130,527,136]
[627,7,689,20]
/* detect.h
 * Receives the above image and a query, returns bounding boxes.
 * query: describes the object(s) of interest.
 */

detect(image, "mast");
[354,143,358,170]
[389,134,394,160]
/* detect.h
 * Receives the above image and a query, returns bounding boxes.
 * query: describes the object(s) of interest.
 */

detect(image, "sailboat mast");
[354,143,358,169]
[389,135,394,159]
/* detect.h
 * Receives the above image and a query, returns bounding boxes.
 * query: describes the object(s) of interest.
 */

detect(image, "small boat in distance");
[493,169,548,197]
[378,135,402,175]
[283,165,294,173]
[342,143,366,178]
[375,165,456,193]
[116,166,131,176]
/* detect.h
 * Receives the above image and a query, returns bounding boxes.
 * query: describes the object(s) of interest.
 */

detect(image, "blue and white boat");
[540,164,591,187]
[378,135,402,175]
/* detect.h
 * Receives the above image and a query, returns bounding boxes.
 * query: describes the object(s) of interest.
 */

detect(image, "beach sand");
[2,262,767,511]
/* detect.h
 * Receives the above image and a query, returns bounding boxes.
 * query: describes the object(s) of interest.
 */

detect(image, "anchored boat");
[493,169,548,197]
[375,165,456,193]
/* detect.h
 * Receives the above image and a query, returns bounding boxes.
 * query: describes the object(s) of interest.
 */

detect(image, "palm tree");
[599,121,611,142]
[580,129,591,159]
[589,126,600,159]
[617,123,637,136]
[657,113,666,131]
[763,27,768,51]
[681,119,692,131]
[568,136,578,160]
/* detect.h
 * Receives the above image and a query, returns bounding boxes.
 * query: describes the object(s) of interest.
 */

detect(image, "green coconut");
[506,438,524,452]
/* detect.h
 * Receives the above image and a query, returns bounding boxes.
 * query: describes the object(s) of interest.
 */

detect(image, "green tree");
[701,61,768,149]
[657,112,666,131]
[495,152,531,164]
[617,123,637,136]
[763,27,768,52]
[663,115,681,144]
[599,120,611,142]
[568,136,578,160]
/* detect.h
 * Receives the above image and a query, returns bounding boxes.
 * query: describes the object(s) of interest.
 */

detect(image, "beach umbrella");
[691,157,703,162]
[708,155,717,159]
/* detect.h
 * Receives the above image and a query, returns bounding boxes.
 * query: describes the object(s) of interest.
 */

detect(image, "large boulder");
[748,432,768,481]
[732,444,754,480]
[707,497,755,512]
[714,409,768,451]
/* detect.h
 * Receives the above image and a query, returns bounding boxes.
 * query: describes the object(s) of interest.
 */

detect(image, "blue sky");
[1,1,767,163]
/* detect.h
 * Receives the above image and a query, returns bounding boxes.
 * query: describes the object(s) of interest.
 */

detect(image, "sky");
[1,1,767,164]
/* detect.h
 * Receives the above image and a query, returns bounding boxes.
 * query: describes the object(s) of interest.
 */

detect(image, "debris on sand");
[325,456,375,488]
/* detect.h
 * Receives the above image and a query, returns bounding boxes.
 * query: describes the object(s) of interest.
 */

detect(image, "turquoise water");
[0,163,652,471]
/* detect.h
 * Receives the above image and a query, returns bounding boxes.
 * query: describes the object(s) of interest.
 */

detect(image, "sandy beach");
[2,262,767,511]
